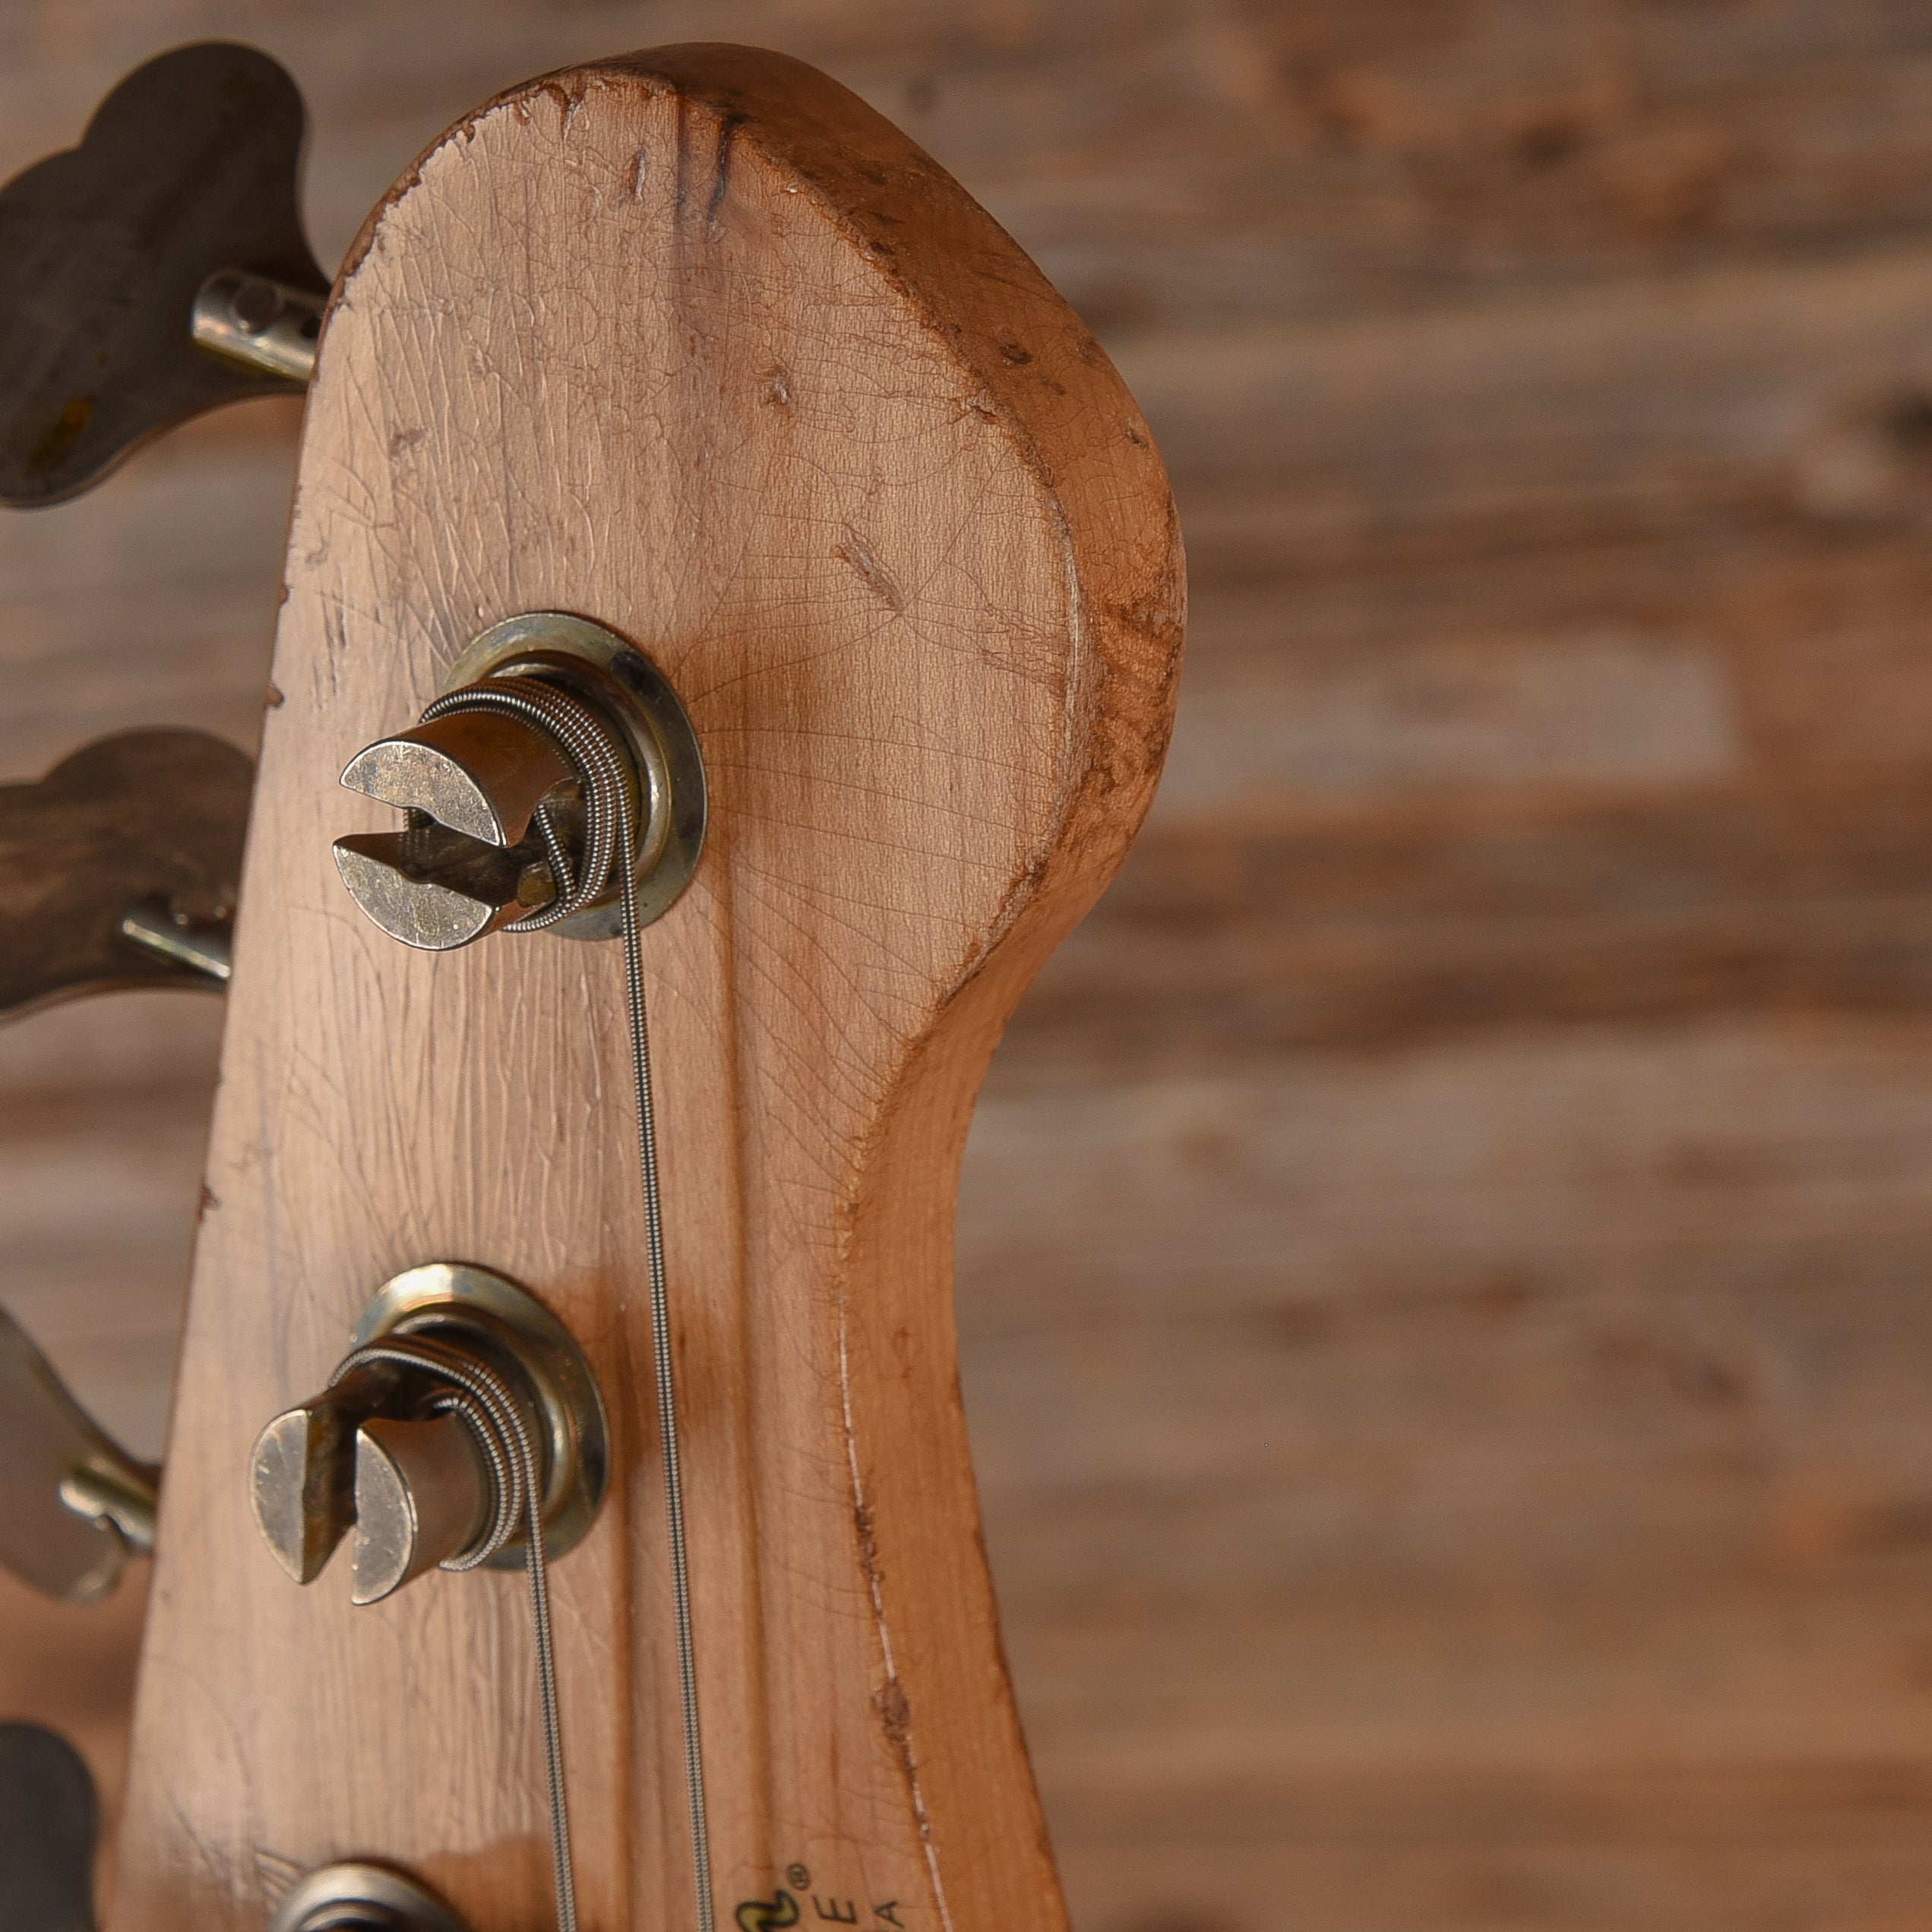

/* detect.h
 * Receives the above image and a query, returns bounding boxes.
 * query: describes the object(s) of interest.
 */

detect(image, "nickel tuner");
[248,1263,607,1606]
[333,613,705,950]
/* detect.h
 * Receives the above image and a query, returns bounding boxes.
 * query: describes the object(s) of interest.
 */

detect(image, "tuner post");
[332,612,705,951]
[248,1263,607,1605]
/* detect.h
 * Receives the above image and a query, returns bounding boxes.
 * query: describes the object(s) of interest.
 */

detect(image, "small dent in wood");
[836,531,904,612]
[707,115,745,230]
[872,1679,911,1755]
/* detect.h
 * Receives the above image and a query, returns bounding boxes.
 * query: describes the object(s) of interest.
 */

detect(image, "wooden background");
[7,3,1932,1928]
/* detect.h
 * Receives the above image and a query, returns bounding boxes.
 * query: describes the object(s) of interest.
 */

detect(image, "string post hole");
[248,1263,608,1604]
[333,612,705,951]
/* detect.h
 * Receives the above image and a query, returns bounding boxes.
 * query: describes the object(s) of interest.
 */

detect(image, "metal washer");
[267,1862,470,1932]
[353,1263,609,1570]
[443,612,707,941]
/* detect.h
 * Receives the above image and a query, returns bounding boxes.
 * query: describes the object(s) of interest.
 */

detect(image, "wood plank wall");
[8,4,1932,1928]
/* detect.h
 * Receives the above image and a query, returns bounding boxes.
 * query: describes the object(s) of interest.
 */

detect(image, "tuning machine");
[333,613,707,950]
[0,729,249,1019]
[0,1307,158,1605]
[0,41,327,508]
[0,729,249,1602]
[249,1263,608,1605]
[268,1864,472,1932]
[0,39,315,1592]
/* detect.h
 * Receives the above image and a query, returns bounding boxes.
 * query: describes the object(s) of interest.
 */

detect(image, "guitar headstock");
[0,41,1181,1932]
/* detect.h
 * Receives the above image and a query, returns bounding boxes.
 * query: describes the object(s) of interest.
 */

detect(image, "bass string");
[618,783,718,1932]
[524,1415,577,1932]
[431,675,714,1932]
[327,1333,580,1932]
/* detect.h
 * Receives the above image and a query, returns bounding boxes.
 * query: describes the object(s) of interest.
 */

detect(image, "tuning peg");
[248,1263,607,1606]
[250,1375,495,1602]
[268,1864,470,1932]
[0,42,327,508]
[0,729,251,1021]
[333,612,706,951]
[0,1305,158,1604]
[0,732,248,1602]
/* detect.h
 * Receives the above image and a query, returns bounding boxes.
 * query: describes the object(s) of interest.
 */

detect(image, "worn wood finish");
[17,5,1932,1930]
[112,43,1178,1932]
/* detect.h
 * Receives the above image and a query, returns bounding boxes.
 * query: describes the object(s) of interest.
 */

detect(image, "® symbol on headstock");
[0,42,327,507]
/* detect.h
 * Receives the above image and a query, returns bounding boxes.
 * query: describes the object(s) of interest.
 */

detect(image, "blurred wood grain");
[11,2,1932,1927]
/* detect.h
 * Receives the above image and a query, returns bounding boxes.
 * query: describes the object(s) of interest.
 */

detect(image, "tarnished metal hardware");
[249,1263,607,1605]
[334,613,706,950]
[0,728,245,1603]
[118,896,232,982]
[353,1413,492,1602]
[249,1381,494,1602]
[267,1863,470,1932]
[0,1723,96,1932]
[191,267,323,382]
[0,43,326,507]
[0,1306,159,1604]
[0,730,250,1021]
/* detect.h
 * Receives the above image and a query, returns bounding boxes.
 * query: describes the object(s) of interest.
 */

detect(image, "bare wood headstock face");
[106,43,1181,1932]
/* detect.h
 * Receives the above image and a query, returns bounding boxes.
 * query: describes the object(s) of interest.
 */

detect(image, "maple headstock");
[4,40,1183,1932]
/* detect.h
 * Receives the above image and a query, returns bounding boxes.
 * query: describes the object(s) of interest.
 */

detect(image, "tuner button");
[0,43,328,507]
[350,1414,492,1605]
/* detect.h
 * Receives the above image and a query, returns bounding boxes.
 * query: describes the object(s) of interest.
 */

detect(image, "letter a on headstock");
[112,44,1181,1932]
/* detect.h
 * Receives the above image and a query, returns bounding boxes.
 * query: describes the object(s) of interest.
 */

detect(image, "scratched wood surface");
[9,4,1932,1930]
[100,45,1178,1932]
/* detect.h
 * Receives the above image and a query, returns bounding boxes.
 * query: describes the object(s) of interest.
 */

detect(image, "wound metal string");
[618,786,717,1932]
[425,674,715,1932]
[330,1336,577,1932]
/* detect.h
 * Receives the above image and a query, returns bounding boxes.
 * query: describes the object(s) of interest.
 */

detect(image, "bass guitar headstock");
[0,41,1183,1932]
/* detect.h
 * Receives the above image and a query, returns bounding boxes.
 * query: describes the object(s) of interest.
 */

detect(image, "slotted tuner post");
[248,1264,608,1607]
[333,612,706,949]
